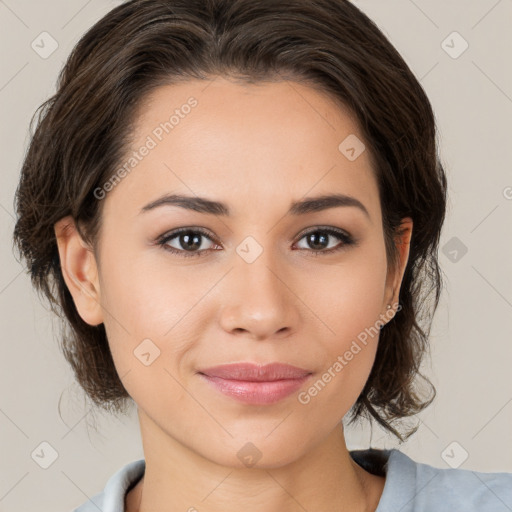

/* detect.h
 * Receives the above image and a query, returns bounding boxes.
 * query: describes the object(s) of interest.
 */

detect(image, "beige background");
[1,0,511,510]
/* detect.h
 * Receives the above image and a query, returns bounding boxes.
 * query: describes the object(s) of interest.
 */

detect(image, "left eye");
[295,228,354,253]
[156,227,355,258]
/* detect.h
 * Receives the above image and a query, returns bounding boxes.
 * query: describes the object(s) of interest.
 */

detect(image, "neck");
[126,409,384,512]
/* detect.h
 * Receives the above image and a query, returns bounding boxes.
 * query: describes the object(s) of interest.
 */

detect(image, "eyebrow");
[140,193,370,219]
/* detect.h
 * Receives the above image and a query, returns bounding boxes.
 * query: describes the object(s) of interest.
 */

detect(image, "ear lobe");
[54,216,103,326]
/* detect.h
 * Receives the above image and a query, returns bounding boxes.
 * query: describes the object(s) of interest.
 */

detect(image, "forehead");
[104,77,381,223]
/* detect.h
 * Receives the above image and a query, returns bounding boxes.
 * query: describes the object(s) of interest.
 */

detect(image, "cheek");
[99,238,190,328]
[97,248,213,372]
[97,260,197,409]
[295,241,388,409]
[301,238,388,341]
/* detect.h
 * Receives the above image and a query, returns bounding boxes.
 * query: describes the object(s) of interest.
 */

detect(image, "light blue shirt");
[72,448,512,511]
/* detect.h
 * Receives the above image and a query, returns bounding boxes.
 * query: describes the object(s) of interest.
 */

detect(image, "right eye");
[156,227,221,258]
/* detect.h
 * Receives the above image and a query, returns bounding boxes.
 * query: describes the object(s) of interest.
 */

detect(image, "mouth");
[196,362,313,405]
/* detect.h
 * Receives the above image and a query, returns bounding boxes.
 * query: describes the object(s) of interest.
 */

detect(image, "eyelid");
[156,226,215,242]
[294,225,352,241]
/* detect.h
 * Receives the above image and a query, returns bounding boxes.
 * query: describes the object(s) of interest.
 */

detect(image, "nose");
[217,250,302,341]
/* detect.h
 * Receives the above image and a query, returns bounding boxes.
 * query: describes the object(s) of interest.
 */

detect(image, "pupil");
[182,232,201,251]
[309,232,328,250]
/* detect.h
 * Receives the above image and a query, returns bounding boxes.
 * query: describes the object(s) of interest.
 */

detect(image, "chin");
[200,435,310,470]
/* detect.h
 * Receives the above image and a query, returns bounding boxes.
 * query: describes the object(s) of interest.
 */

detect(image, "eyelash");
[155,226,356,258]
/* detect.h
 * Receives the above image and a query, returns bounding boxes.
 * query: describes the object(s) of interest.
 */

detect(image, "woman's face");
[63,77,411,467]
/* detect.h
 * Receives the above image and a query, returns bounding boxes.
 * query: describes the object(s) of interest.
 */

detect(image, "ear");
[54,216,103,326]
[381,217,413,318]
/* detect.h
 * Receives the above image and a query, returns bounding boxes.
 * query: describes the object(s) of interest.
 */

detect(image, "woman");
[12,0,512,511]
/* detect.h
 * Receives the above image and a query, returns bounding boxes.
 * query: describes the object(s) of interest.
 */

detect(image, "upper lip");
[197,362,312,381]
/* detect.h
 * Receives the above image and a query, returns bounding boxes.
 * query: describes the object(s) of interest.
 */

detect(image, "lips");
[197,362,312,381]
[197,362,313,405]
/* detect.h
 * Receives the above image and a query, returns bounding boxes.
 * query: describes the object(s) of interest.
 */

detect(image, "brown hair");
[12,0,447,441]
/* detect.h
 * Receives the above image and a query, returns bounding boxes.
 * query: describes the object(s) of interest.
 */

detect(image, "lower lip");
[199,374,312,404]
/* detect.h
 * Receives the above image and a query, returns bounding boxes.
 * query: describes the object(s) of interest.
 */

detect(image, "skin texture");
[55,77,412,512]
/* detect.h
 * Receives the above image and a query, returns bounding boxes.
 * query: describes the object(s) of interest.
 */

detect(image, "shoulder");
[351,448,512,512]
[71,458,145,512]
[384,449,512,511]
